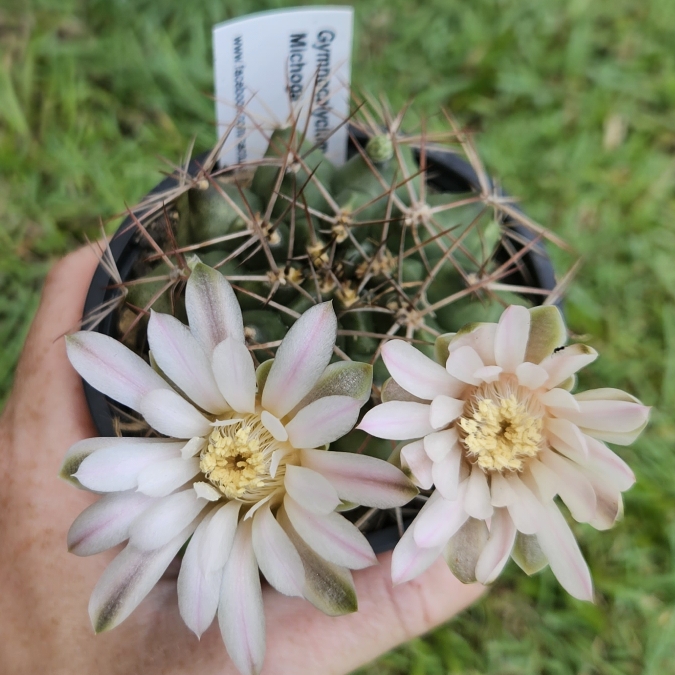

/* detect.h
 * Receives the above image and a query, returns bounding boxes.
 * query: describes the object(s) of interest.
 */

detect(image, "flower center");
[458,380,544,473]
[200,414,290,502]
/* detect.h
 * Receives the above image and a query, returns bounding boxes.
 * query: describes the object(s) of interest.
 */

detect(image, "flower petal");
[136,456,201,497]
[293,361,373,412]
[524,306,567,364]
[584,473,623,531]
[401,440,434,489]
[515,362,548,390]
[511,532,548,575]
[424,428,459,462]
[490,472,517,507]
[475,507,517,584]
[582,435,635,491]
[539,388,580,411]
[504,474,542,535]
[527,459,559,502]
[301,448,418,508]
[444,322,497,366]
[129,489,208,550]
[88,521,198,633]
[74,442,183,492]
[67,491,154,556]
[535,502,593,601]
[148,311,228,414]
[382,339,462,400]
[286,395,361,449]
[277,506,357,615]
[358,401,433,440]
[252,504,304,597]
[284,495,377,569]
[60,436,140,488]
[381,377,426,403]
[177,509,222,638]
[432,445,463,500]
[218,519,266,675]
[140,389,212,439]
[66,332,170,413]
[494,305,531,373]
[200,500,241,572]
[429,395,464,430]
[443,516,489,583]
[262,302,337,418]
[464,465,494,520]
[284,465,341,514]
[186,262,244,356]
[260,411,288,442]
[445,346,484,385]
[391,521,443,585]
[413,485,470,548]
[474,365,502,383]
[546,417,589,462]
[539,344,598,388]
[539,449,597,523]
[211,337,257,414]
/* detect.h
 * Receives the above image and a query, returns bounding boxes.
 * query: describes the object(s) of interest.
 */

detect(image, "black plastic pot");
[82,135,558,553]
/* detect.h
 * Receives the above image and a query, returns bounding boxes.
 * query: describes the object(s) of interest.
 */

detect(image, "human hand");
[0,246,485,675]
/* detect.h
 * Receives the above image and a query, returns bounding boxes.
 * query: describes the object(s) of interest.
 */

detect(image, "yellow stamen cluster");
[200,415,287,502]
[458,385,543,473]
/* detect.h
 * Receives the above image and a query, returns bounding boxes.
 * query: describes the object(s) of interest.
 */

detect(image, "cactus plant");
[85,99,570,537]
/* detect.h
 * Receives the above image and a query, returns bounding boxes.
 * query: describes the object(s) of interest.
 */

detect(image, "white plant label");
[213,6,354,168]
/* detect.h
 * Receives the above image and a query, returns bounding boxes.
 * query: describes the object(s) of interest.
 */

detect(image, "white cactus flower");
[358,305,650,601]
[61,262,417,675]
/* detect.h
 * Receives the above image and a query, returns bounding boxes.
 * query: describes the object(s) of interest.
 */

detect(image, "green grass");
[2,0,674,672]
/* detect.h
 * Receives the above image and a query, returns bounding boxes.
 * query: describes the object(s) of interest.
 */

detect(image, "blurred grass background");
[1,0,674,672]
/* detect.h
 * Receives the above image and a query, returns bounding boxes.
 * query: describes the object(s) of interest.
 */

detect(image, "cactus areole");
[82,122,559,552]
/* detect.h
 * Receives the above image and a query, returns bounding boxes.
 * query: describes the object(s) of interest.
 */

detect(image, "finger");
[259,550,485,675]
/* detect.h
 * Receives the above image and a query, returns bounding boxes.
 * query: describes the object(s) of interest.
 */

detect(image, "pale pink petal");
[391,521,443,584]
[581,471,622,531]
[252,504,304,597]
[218,519,266,675]
[200,501,241,572]
[432,445,463,500]
[66,332,170,413]
[67,491,154,556]
[129,489,208,550]
[445,346,484,385]
[382,339,461,400]
[193,481,221,501]
[148,311,228,414]
[489,472,517,507]
[546,417,589,462]
[286,395,361,449]
[177,509,222,638]
[474,365,502,383]
[475,507,517,584]
[504,474,542,535]
[539,344,598,388]
[262,302,337,418]
[283,495,377,569]
[464,465,494,520]
[413,485,469,548]
[447,322,498,366]
[300,448,418,508]
[88,521,198,633]
[494,305,530,373]
[424,428,459,462]
[357,401,433,440]
[401,440,434,489]
[515,362,548,390]
[136,457,201,497]
[260,411,288,442]
[582,435,635,491]
[74,442,183,492]
[539,449,597,523]
[140,389,212,439]
[443,517,489,583]
[527,459,559,502]
[535,502,593,601]
[539,388,580,412]
[429,395,464,430]
[284,465,340,514]
[186,261,244,356]
[211,337,257,414]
